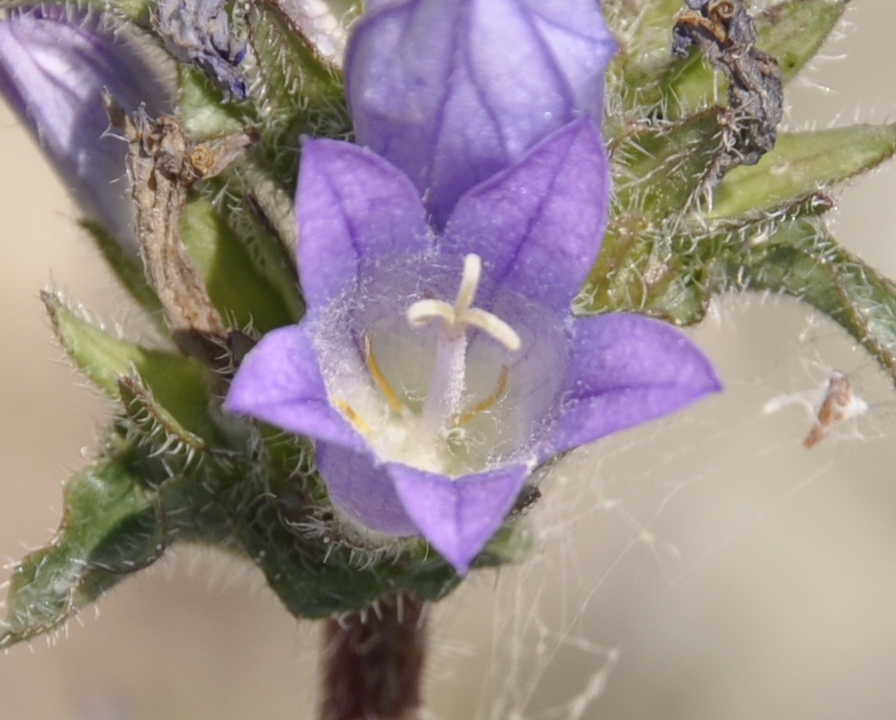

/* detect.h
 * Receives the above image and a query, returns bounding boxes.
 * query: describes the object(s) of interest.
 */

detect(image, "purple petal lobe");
[443,117,608,313]
[548,314,721,454]
[0,10,171,252]
[317,443,418,536]
[346,0,616,225]
[224,325,363,450]
[388,463,529,573]
[297,138,431,310]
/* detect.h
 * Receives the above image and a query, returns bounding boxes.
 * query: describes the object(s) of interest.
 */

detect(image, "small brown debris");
[804,373,859,448]
[103,90,253,360]
[673,0,784,174]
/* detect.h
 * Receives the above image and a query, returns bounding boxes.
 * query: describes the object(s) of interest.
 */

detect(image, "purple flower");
[224,116,720,573]
[345,0,618,227]
[0,10,171,250]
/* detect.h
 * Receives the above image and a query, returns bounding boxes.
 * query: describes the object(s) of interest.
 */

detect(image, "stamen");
[363,335,405,413]
[334,398,371,438]
[454,365,509,426]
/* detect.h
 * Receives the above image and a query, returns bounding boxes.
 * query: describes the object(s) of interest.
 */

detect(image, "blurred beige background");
[3,2,896,719]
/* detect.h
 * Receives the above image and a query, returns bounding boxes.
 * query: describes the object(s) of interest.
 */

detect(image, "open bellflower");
[226,0,718,573]
[0,10,171,250]
[225,116,721,573]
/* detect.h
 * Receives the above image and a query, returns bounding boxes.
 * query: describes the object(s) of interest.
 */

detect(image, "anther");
[363,335,406,413]
[334,398,371,438]
[454,365,509,426]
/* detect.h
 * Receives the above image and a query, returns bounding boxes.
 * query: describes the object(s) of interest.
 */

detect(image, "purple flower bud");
[225,118,720,573]
[345,0,618,227]
[0,10,172,251]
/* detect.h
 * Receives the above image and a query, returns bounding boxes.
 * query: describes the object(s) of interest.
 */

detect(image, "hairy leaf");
[708,124,896,222]
[0,453,162,648]
[611,108,726,219]
[721,218,896,387]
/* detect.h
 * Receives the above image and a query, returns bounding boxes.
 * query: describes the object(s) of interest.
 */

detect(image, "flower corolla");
[225,115,720,573]
[225,0,719,573]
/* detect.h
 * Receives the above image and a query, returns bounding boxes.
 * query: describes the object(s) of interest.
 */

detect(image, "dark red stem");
[320,595,427,720]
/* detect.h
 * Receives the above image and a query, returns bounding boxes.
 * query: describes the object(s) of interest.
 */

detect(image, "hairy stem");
[320,594,427,720]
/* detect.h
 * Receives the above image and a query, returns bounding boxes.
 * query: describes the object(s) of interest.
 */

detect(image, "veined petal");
[297,138,432,310]
[0,10,171,252]
[317,443,418,536]
[346,0,616,225]
[547,314,721,455]
[388,462,529,573]
[224,325,364,450]
[443,117,608,314]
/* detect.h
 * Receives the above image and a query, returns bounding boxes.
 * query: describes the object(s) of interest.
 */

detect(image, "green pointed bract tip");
[719,218,896,387]
[42,291,222,446]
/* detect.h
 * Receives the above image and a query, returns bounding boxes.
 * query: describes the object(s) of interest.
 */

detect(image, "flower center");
[406,254,521,447]
[336,254,522,475]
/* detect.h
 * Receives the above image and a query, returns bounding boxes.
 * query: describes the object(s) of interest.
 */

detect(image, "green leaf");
[605,0,687,71]
[43,292,221,444]
[578,216,713,326]
[611,108,725,219]
[719,218,896,387]
[179,194,300,331]
[0,453,163,648]
[603,0,685,129]
[662,0,850,119]
[760,0,850,82]
[707,124,896,222]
